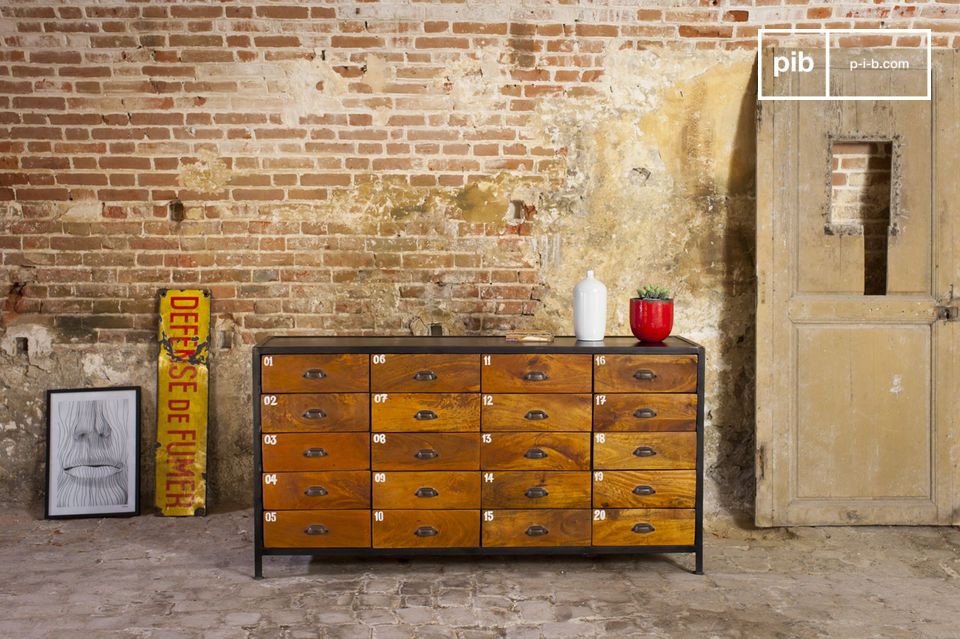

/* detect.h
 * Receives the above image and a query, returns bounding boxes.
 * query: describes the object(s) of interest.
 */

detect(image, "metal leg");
[254,552,263,580]
[695,550,704,575]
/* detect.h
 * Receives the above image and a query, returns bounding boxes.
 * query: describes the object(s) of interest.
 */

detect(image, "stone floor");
[1,508,958,638]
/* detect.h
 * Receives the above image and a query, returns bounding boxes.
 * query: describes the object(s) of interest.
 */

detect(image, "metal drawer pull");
[303,447,328,458]
[304,524,329,536]
[414,410,438,421]
[633,408,657,419]
[302,408,327,420]
[414,526,438,537]
[632,523,655,534]
[525,525,549,537]
[524,486,549,499]
[633,446,657,457]
[523,448,548,459]
[523,371,549,382]
[302,368,327,380]
[415,487,439,498]
[304,486,328,497]
[414,449,438,460]
[632,485,656,496]
[633,369,657,380]
[413,370,438,381]
[524,409,549,421]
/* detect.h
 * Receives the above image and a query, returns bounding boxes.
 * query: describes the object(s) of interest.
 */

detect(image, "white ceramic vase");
[573,270,607,341]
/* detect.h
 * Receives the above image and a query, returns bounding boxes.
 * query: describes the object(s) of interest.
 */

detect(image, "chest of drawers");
[253,336,704,577]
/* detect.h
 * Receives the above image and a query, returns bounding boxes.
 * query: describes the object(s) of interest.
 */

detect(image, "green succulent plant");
[637,285,672,301]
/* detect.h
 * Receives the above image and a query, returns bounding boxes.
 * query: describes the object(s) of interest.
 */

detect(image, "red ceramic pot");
[630,298,674,342]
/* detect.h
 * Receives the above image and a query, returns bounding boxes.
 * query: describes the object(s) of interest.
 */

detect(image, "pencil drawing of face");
[56,399,129,508]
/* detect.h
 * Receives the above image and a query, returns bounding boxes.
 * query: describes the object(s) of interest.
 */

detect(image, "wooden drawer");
[481,394,592,432]
[262,509,371,548]
[371,433,479,470]
[261,433,370,472]
[481,354,592,393]
[594,355,697,393]
[593,393,697,432]
[593,432,696,470]
[481,471,591,509]
[371,393,480,432]
[371,354,480,392]
[261,354,368,393]
[261,393,369,433]
[262,471,370,510]
[372,471,480,509]
[591,509,695,546]
[593,470,696,509]
[481,432,591,471]
[373,509,480,548]
[482,509,590,547]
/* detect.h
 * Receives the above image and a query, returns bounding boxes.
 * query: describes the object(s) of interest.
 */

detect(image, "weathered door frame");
[755,49,959,526]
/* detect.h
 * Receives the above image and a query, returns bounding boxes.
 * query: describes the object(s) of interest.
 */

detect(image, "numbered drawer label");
[260,393,369,433]
[593,470,696,509]
[371,433,480,470]
[591,508,695,547]
[593,355,698,394]
[592,432,697,470]
[372,509,480,548]
[262,471,371,510]
[480,432,590,471]
[593,393,697,432]
[480,471,591,509]
[372,471,480,509]
[261,354,369,393]
[480,394,592,432]
[481,354,592,393]
[261,433,370,472]
[371,354,480,392]
[481,509,591,547]
[262,509,371,548]
[371,393,480,432]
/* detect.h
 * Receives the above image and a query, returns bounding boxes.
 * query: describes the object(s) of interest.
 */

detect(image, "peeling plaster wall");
[0,46,757,519]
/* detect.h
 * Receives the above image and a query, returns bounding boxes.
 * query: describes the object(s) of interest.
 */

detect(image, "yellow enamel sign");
[156,289,210,516]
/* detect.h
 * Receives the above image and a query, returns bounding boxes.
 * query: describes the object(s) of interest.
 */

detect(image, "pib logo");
[773,51,814,78]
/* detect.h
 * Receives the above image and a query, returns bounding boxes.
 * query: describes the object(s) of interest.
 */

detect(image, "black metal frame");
[45,385,142,520]
[253,336,704,578]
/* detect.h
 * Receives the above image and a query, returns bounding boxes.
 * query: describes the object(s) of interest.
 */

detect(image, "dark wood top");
[255,335,703,355]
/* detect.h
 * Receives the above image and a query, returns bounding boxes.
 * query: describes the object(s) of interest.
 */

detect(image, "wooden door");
[756,49,959,525]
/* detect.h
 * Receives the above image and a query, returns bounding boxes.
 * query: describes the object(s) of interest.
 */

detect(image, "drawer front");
[371,393,480,432]
[261,354,369,393]
[593,432,696,470]
[261,433,370,472]
[593,393,697,432]
[591,508,695,546]
[371,354,480,392]
[481,394,592,432]
[594,355,698,393]
[481,354,592,393]
[373,509,480,548]
[481,432,591,471]
[593,470,696,509]
[262,471,371,510]
[371,433,479,470]
[372,471,481,509]
[261,393,369,433]
[481,471,591,509]
[262,509,371,548]
[482,509,590,547]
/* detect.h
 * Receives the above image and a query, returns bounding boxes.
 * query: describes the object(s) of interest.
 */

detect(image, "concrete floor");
[1,509,958,638]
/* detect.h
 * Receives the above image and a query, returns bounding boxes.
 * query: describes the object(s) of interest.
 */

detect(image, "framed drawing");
[45,386,141,519]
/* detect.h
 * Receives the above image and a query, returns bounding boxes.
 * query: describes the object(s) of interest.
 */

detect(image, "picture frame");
[45,386,141,519]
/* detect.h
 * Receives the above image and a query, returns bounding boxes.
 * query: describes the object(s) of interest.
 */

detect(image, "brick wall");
[2,1,958,344]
